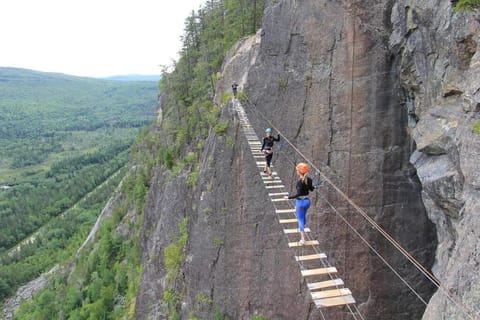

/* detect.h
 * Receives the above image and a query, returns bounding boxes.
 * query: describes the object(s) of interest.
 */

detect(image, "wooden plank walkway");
[234,99,356,309]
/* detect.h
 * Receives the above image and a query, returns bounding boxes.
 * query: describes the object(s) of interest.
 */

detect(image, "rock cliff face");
[136,1,479,319]
[240,1,438,318]
[390,1,480,319]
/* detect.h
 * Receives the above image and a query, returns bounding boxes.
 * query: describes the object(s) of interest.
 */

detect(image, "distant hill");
[0,67,161,82]
[103,74,161,82]
[0,67,158,136]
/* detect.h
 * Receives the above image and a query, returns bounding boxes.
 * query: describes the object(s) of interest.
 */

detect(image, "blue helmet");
[265,128,272,133]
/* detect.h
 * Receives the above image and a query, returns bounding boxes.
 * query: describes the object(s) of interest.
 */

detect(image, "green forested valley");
[0,67,157,304]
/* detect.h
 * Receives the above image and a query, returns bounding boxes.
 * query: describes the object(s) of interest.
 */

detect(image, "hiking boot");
[299,239,305,245]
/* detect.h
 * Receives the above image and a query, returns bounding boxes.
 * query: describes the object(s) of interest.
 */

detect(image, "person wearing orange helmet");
[288,162,315,244]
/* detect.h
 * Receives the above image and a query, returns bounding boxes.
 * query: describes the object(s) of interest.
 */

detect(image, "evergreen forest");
[0,67,157,307]
[5,0,266,318]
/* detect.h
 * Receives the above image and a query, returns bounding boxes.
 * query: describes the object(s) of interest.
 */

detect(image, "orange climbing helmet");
[296,162,309,175]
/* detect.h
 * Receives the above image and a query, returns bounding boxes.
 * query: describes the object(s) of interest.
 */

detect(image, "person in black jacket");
[232,83,238,97]
[288,162,314,244]
[260,128,280,177]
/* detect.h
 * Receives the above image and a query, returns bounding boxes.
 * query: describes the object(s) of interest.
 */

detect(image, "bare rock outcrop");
[390,1,480,319]
[1,266,58,320]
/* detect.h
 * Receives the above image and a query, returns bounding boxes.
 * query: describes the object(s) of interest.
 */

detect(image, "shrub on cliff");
[453,0,480,11]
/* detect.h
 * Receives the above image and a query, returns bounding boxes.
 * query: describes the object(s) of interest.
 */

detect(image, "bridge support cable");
[233,99,362,318]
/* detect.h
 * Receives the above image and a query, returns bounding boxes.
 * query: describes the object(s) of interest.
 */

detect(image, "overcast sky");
[0,0,207,77]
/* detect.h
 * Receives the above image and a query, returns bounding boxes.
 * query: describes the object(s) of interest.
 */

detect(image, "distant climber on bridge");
[288,162,314,245]
[232,83,238,97]
[261,128,280,178]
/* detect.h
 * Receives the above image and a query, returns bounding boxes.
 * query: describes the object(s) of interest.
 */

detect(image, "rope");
[322,192,429,305]
[344,2,357,300]
[242,98,479,320]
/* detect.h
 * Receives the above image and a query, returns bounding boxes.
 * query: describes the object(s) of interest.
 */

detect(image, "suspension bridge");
[232,97,479,320]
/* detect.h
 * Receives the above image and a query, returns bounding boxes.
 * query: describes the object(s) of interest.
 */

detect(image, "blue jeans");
[296,198,310,231]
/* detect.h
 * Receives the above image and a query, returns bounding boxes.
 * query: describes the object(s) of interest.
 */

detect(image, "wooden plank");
[307,279,344,291]
[263,178,284,185]
[295,253,327,261]
[313,295,356,308]
[301,267,337,277]
[260,172,277,176]
[265,185,284,189]
[269,192,289,196]
[311,288,351,300]
[279,218,297,224]
[276,208,295,213]
[284,228,311,234]
[288,240,319,247]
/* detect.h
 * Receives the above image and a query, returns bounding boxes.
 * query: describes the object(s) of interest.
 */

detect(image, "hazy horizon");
[0,0,207,78]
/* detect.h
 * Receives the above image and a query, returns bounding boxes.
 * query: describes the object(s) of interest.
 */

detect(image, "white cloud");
[0,0,206,77]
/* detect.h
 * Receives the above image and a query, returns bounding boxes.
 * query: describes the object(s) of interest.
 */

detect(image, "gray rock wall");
[242,0,437,319]
[389,1,480,319]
